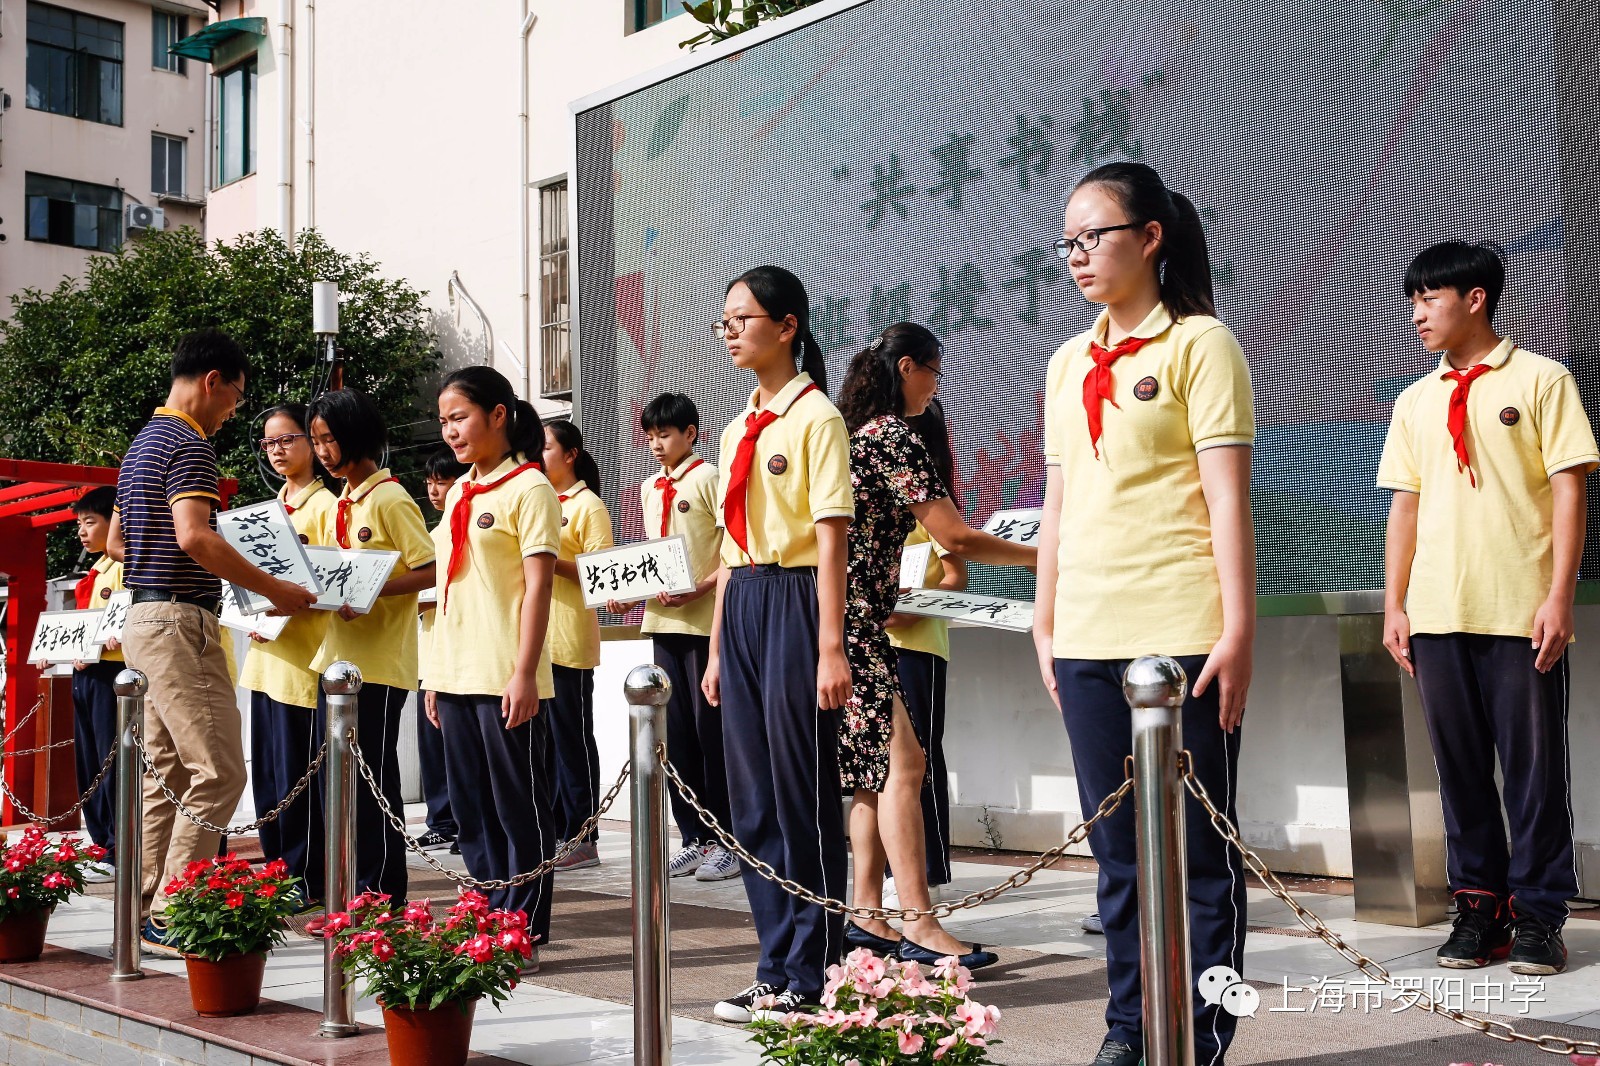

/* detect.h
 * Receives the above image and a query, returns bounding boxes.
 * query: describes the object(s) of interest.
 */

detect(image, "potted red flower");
[328,888,537,1066]
[160,854,302,1016]
[0,827,107,963]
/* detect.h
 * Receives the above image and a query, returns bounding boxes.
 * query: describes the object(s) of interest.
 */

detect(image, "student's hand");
[1194,630,1252,733]
[817,649,852,711]
[72,659,87,672]
[103,637,121,653]
[701,652,721,707]
[605,599,628,615]
[336,604,360,622]
[655,591,689,608]
[885,612,916,630]
[249,632,270,643]
[1033,629,1060,710]
[1382,608,1414,677]
[502,669,540,729]
[424,690,440,729]
[1531,596,1573,673]
[266,579,317,617]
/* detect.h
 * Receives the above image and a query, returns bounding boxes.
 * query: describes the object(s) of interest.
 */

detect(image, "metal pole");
[110,669,147,983]
[318,661,361,1038]
[625,664,672,1066]
[1123,655,1196,1066]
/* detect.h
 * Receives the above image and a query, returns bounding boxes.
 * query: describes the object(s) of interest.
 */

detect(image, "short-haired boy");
[1378,240,1598,975]
[414,447,469,854]
[70,486,123,883]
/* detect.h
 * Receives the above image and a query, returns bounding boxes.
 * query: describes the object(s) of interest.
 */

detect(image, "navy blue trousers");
[249,692,322,895]
[548,665,601,845]
[436,693,558,941]
[1411,633,1576,925]
[313,683,408,903]
[896,650,952,887]
[416,696,457,838]
[1056,656,1246,1066]
[655,633,731,846]
[720,565,846,999]
[71,661,121,860]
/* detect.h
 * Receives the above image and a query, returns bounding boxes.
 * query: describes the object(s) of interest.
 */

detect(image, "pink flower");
[871,977,895,1000]
[932,1032,962,1060]
[954,999,998,1037]
[898,1030,926,1055]
[853,950,887,984]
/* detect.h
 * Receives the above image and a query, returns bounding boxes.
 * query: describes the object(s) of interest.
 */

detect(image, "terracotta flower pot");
[0,907,53,963]
[382,998,478,1066]
[183,951,268,1016]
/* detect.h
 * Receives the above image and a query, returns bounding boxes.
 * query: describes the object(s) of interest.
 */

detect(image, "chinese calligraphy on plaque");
[217,500,323,615]
[577,536,697,608]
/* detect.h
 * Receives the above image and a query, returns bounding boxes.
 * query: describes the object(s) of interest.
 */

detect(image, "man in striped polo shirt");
[108,329,316,954]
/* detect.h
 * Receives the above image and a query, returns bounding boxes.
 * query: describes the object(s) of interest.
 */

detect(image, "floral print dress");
[840,414,947,791]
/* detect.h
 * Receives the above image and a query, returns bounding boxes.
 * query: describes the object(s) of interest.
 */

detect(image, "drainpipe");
[519,9,538,400]
[303,0,315,231]
[276,0,295,251]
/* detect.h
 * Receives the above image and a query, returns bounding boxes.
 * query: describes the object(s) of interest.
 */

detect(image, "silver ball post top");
[623,664,673,707]
[112,668,148,698]
[1122,655,1188,710]
[321,661,364,696]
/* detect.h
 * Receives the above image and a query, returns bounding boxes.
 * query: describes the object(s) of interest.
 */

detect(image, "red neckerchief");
[1443,362,1494,487]
[335,475,399,548]
[723,383,817,559]
[1082,334,1154,459]
[654,457,705,537]
[442,461,541,613]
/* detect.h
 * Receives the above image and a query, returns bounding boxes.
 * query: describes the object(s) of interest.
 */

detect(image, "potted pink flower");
[749,947,1002,1064]
[0,827,106,963]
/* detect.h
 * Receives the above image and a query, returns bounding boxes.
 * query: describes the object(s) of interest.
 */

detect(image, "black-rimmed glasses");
[1054,222,1144,259]
[258,433,307,452]
[713,314,777,339]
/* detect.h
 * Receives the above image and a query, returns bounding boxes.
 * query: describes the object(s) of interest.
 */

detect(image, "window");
[152,10,188,74]
[539,181,572,397]
[25,173,123,252]
[152,134,187,196]
[25,2,124,126]
[214,59,257,187]
[625,0,679,34]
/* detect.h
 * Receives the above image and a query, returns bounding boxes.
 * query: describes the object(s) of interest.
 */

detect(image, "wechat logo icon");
[1198,965,1259,1019]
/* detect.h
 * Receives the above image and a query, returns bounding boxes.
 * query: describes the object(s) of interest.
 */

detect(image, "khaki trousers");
[122,600,246,916]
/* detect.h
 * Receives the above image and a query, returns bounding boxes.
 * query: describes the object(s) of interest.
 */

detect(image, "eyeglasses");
[221,376,248,402]
[1054,222,1144,259]
[258,433,307,452]
[917,363,944,380]
[713,314,777,339]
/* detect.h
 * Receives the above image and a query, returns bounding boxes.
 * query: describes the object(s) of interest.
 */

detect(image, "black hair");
[72,486,116,520]
[260,402,331,484]
[837,322,942,434]
[727,266,828,393]
[1404,240,1507,323]
[545,419,601,492]
[438,365,545,463]
[171,328,250,385]
[1074,162,1215,320]
[424,447,470,482]
[307,388,387,467]
[906,397,961,510]
[640,392,700,435]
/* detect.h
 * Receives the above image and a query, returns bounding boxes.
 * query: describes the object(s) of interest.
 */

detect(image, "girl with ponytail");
[540,419,614,870]
[426,365,561,957]
[1034,161,1255,1066]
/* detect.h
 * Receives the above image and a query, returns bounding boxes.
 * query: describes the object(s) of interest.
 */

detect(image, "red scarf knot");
[1082,334,1154,459]
[654,457,705,537]
[723,383,816,560]
[442,462,540,613]
[1443,362,1493,487]
[335,476,399,549]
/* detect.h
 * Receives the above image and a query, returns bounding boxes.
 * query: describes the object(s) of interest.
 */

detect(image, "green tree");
[0,228,442,573]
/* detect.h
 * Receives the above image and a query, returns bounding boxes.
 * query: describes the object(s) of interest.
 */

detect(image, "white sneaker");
[694,845,740,882]
[82,860,115,884]
[669,843,708,878]
[882,878,942,909]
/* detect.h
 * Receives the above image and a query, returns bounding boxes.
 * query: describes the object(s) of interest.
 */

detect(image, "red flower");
[323,912,353,935]
[54,845,79,862]
[6,887,19,899]
[457,935,495,963]
[403,901,433,925]
[42,872,74,890]
[225,891,246,909]
[261,859,290,880]
[165,878,186,895]
[255,884,279,899]
[206,874,230,890]
[183,860,210,880]
[86,845,108,861]
[497,929,533,958]
[371,936,396,962]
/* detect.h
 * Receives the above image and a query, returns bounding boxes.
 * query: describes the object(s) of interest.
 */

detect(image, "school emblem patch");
[767,454,789,475]
[561,516,569,526]
[100,587,112,600]
[477,512,495,529]
[676,499,691,513]
[1500,407,1520,426]
[299,533,310,544]
[1134,376,1160,401]
[357,527,373,543]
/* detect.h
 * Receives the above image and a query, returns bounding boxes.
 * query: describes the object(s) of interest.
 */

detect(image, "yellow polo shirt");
[888,524,953,661]
[1377,339,1599,638]
[1043,304,1254,659]
[311,468,435,691]
[240,481,336,708]
[550,481,613,670]
[717,372,855,568]
[418,515,444,686]
[640,454,720,637]
[425,457,561,699]
[89,555,126,663]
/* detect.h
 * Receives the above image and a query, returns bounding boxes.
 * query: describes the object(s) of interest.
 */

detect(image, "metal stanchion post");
[318,661,361,1039]
[1124,655,1195,1066]
[110,669,147,983]
[625,664,672,1066]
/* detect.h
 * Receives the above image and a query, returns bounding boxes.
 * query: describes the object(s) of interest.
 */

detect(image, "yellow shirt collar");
[91,554,116,575]
[662,453,704,480]
[1091,303,1175,346]
[1434,337,1517,378]
[746,372,818,418]
[281,480,329,510]
[560,479,589,499]
[154,406,207,438]
[471,454,525,484]
[342,467,394,500]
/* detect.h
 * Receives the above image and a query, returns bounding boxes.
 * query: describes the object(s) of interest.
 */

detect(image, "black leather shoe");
[896,937,998,971]
[844,922,901,956]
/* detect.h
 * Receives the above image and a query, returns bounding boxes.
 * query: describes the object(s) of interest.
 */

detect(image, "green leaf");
[646,94,694,161]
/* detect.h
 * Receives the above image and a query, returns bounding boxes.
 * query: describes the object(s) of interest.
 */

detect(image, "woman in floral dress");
[835,322,1037,968]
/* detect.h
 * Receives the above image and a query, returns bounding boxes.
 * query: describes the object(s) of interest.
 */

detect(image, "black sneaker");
[140,916,182,958]
[414,828,455,852]
[1089,1038,1142,1066]
[751,988,820,1022]
[713,980,779,1024]
[1436,890,1510,969]
[1507,911,1567,975]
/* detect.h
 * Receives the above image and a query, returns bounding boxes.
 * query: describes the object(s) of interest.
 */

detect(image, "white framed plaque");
[219,584,289,641]
[303,546,400,614]
[981,508,1044,545]
[892,589,1034,633]
[27,610,104,665]
[94,590,132,645]
[577,535,698,608]
[898,542,932,590]
[217,500,322,615]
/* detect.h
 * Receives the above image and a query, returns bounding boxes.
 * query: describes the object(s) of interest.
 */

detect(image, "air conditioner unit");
[126,203,164,231]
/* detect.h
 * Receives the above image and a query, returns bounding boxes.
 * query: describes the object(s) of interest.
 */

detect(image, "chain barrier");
[0,745,117,827]
[0,697,47,748]
[659,743,1133,922]
[346,733,631,891]
[132,724,330,837]
[1176,751,1600,1058]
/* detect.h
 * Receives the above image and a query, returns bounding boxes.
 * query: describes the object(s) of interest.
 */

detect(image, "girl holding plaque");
[426,366,561,963]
